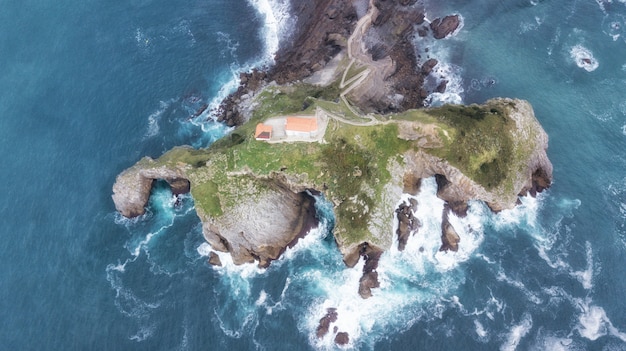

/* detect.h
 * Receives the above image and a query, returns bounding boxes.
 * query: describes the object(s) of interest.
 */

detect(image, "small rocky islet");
[112,0,552,345]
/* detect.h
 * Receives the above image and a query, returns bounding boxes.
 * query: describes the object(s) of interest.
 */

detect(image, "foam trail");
[570,241,593,290]
[500,313,533,351]
[144,99,175,139]
[474,319,488,340]
[577,304,626,342]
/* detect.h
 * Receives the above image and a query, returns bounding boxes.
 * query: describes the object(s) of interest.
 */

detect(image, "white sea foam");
[134,28,152,50]
[256,290,268,306]
[130,324,157,342]
[570,45,599,72]
[475,319,488,339]
[570,241,594,290]
[519,15,544,34]
[412,15,465,107]
[279,223,329,262]
[492,194,541,230]
[144,99,175,139]
[500,312,533,351]
[301,177,489,348]
[530,334,575,351]
[576,299,626,342]
[196,242,213,257]
[496,269,543,305]
[246,0,295,64]
[424,61,465,107]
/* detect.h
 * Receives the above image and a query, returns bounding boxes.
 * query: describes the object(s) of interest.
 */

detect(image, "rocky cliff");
[112,1,552,310]
[113,99,552,274]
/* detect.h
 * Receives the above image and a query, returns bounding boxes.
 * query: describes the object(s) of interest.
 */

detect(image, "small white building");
[285,117,318,138]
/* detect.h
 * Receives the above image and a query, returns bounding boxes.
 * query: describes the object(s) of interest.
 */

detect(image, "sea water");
[2,0,626,350]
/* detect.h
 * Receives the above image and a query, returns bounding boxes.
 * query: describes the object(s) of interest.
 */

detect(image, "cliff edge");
[113,99,552,271]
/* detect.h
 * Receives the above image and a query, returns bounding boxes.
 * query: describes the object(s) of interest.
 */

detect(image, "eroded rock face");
[316,308,338,338]
[208,252,222,267]
[395,198,420,251]
[401,100,553,213]
[430,15,461,39]
[334,332,350,346]
[112,158,318,268]
[440,205,460,252]
[111,159,190,217]
[357,242,383,299]
[201,184,317,267]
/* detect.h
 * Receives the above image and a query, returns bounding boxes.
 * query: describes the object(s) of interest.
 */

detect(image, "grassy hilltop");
[143,81,537,250]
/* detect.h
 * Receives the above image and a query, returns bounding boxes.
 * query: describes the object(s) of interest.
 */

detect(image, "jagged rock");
[112,160,189,218]
[316,308,338,338]
[335,332,350,345]
[357,243,383,298]
[112,153,318,268]
[401,99,553,213]
[430,15,460,39]
[167,178,190,195]
[395,199,421,251]
[114,99,552,278]
[208,252,222,267]
[440,205,460,252]
[435,80,448,93]
[201,182,318,267]
[403,173,422,195]
[421,58,438,75]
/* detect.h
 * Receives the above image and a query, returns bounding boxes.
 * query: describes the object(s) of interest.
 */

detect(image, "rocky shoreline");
[215,0,460,127]
[112,1,551,347]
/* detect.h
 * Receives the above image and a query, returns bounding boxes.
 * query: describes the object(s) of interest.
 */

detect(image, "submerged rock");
[334,332,350,346]
[316,308,338,338]
[208,252,222,267]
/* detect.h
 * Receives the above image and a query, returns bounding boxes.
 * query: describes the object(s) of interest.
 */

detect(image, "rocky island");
[112,0,552,340]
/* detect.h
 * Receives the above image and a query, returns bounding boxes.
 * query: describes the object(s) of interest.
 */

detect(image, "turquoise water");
[2,0,626,350]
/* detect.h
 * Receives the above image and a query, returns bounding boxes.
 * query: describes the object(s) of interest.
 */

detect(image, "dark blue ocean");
[1,0,626,350]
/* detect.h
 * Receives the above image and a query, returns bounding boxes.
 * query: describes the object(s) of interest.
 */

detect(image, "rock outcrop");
[216,0,357,127]
[400,99,553,213]
[430,15,461,39]
[316,308,338,338]
[113,98,552,282]
[395,198,421,251]
[112,161,190,218]
[215,0,463,126]
[440,204,460,252]
[112,154,318,268]
[200,178,318,267]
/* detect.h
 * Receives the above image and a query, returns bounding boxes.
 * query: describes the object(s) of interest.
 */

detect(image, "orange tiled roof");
[285,117,317,132]
[255,123,272,139]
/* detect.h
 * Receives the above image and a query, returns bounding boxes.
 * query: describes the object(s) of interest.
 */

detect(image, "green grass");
[191,180,222,217]
[154,147,212,168]
[250,82,341,122]
[426,103,514,189]
[145,92,527,247]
